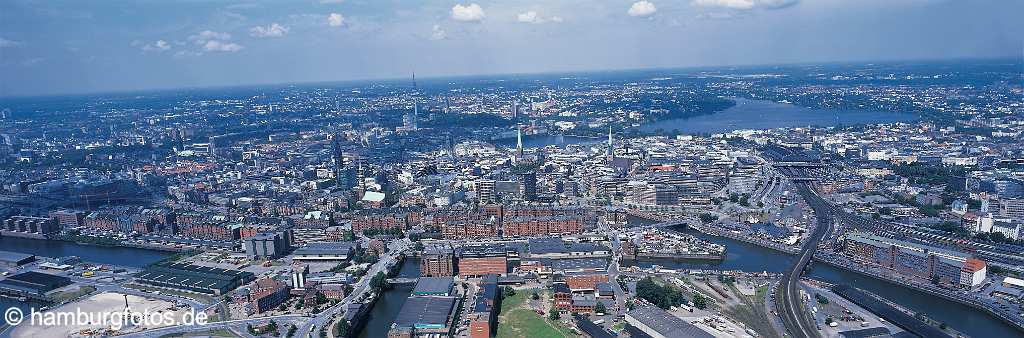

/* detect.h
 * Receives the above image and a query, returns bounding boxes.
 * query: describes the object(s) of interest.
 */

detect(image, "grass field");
[495,289,577,338]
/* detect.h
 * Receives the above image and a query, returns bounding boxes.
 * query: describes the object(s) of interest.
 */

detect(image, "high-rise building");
[519,171,537,201]
[477,179,496,204]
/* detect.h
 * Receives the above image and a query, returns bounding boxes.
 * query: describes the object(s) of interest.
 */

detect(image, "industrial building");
[134,262,255,295]
[420,244,455,277]
[292,241,358,262]
[0,271,71,299]
[457,244,508,278]
[1,216,60,239]
[625,305,715,338]
[526,238,611,259]
[844,232,987,287]
[0,250,36,268]
[242,230,292,260]
[411,277,454,297]
[468,275,501,338]
[387,296,459,337]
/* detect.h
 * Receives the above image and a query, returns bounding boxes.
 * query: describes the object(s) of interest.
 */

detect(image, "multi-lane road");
[776,183,833,338]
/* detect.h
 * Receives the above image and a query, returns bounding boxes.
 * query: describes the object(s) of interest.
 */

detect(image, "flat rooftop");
[627,305,714,338]
[412,277,454,296]
[0,250,35,264]
[393,296,457,329]
[0,271,71,294]
[293,241,357,256]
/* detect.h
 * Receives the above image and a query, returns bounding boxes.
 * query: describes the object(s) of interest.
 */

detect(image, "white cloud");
[430,24,447,40]
[0,37,21,48]
[250,23,289,38]
[142,40,171,52]
[517,11,562,24]
[189,30,231,44]
[517,11,541,24]
[628,1,657,17]
[203,40,243,52]
[328,13,345,27]
[183,30,240,54]
[451,3,485,22]
[692,0,797,10]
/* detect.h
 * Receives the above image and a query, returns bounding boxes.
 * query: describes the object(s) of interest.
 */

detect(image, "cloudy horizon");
[1,0,1021,97]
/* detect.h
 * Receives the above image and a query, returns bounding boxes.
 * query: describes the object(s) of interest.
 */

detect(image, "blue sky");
[0,0,1021,96]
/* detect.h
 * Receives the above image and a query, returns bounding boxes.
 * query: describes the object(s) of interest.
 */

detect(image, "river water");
[0,237,172,320]
[0,236,171,267]
[358,257,421,338]
[634,224,1023,338]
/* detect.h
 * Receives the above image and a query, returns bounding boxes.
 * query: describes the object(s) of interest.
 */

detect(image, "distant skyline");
[1,0,1022,97]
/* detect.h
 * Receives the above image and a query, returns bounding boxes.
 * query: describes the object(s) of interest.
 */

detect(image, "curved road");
[776,184,832,338]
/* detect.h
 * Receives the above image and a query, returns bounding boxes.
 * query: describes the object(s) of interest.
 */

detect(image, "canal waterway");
[357,257,420,338]
[636,224,1023,338]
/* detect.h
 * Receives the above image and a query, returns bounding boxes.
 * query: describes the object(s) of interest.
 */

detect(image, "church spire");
[516,125,524,160]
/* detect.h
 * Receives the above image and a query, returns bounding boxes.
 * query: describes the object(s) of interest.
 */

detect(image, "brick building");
[421,244,455,277]
[458,245,507,278]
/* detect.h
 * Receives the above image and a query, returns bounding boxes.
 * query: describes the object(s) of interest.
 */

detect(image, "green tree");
[692,292,708,310]
[369,272,389,292]
[531,292,540,300]
[317,292,328,305]
[636,277,684,309]
[548,307,561,320]
[333,320,350,338]
[595,302,607,314]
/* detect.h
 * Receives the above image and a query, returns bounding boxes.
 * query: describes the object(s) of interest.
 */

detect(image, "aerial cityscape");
[1,1,1023,338]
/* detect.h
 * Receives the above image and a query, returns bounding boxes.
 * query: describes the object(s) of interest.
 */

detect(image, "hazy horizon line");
[2,55,1020,101]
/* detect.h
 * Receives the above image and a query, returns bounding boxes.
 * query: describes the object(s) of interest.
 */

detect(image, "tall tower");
[412,101,418,130]
[512,100,518,120]
[606,125,614,158]
[516,125,524,160]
